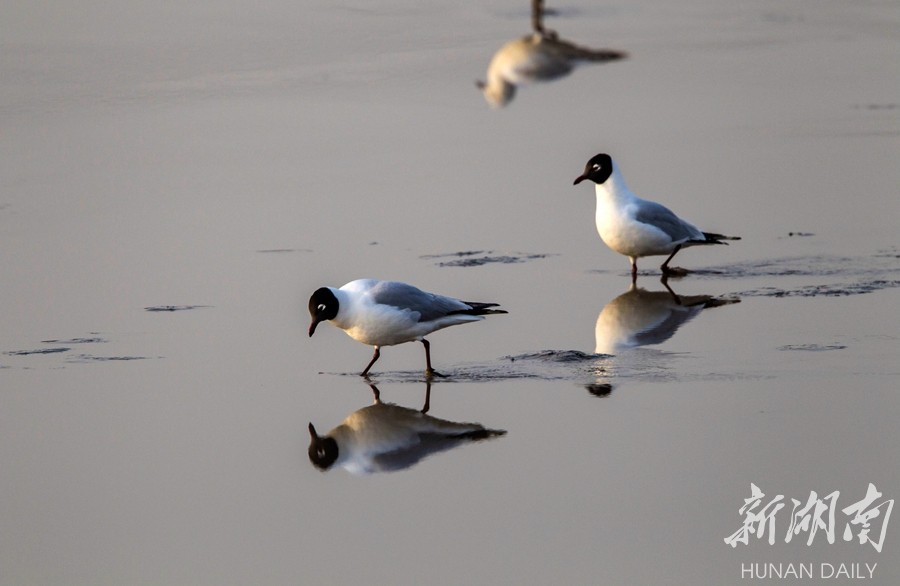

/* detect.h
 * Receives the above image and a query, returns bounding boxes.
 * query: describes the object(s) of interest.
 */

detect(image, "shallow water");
[2,1,899,584]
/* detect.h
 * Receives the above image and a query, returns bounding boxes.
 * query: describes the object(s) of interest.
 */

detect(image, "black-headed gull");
[308,279,507,377]
[574,153,740,279]
[307,384,505,474]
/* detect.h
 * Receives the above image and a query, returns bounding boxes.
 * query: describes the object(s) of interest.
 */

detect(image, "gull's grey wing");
[367,281,470,322]
[633,200,704,242]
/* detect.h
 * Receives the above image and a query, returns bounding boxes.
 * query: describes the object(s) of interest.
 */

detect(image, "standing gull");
[573,153,740,279]
[308,279,506,377]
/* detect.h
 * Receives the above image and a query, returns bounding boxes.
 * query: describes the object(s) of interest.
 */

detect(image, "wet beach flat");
[2,1,898,584]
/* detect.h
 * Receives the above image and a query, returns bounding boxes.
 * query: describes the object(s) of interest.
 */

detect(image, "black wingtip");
[702,232,741,245]
[456,428,507,440]
[454,301,508,316]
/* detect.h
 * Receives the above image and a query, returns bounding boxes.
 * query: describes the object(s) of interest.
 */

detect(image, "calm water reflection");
[307,384,506,474]
[594,279,740,354]
[3,0,898,583]
[477,0,625,106]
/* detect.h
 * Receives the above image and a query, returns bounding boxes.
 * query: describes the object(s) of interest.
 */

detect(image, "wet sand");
[2,1,899,584]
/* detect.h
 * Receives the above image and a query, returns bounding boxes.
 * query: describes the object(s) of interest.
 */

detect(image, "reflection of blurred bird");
[574,153,740,279]
[308,386,506,474]
[308,279,506,377]
[594,282,739,354]
[477,32,626,107]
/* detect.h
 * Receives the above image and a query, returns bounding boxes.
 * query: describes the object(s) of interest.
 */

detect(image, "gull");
[573,153,740,279]
[308,279,506,377]
[307,384,506,474]
[477,31,626,107]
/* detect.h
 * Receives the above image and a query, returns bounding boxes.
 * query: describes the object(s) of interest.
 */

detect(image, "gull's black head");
[308,287,339,336]
[573,153,614,186]
[308,422,339,470]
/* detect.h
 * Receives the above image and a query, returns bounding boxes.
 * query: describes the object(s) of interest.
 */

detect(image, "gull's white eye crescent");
[318,304,327,312]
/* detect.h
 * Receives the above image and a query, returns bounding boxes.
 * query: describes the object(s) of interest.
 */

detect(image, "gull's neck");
[329,287,355,330]
[595,166,635,205]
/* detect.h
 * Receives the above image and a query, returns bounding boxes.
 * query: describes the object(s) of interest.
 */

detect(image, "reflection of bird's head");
[586,383,613,398]
[308,422,339,470]
[308,287,339,337]
[476,78,515,108]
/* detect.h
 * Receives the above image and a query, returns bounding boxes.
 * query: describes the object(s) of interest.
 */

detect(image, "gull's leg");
[630,258,638,282]
[660,245,689,276]
[360,346,381,377]
[421,339,446,378]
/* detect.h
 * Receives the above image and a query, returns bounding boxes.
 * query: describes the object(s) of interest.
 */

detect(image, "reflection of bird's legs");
[367,383,382,403]
[361,346,381,377]
[531,0,544,34]
[531,0,556,37]
[421,339,446,378]
[660,275,683,305]
[421,381,432,414]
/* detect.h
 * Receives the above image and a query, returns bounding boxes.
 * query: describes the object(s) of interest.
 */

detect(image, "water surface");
[2,1,898,584]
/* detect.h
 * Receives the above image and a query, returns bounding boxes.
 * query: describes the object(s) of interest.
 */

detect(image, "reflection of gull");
[477,32,625,107]
[574,153,740,279]
[595,282,739,354]
[308,279,506,377]
[308,384,506,474]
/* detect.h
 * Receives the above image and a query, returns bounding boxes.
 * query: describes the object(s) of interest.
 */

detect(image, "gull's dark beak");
[573,174,587,185]
[308,422,319,440]
[308,318,320,337]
